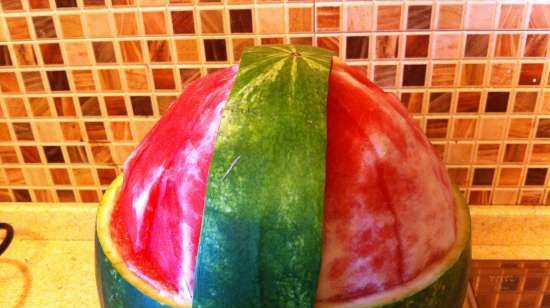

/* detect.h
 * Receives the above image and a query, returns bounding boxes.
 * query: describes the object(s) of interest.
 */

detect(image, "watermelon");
[96,45,470,308]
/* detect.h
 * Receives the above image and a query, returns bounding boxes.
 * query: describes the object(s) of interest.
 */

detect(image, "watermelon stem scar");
[96,45,471,308]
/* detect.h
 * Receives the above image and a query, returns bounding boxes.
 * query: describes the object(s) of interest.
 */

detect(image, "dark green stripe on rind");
[193,45,333,308]
[95,235,170,308]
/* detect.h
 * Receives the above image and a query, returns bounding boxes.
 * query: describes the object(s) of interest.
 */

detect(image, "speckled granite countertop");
[0,204,548,307]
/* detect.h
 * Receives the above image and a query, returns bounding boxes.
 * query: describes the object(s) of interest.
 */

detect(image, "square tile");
[13,44,37,66]
[152,69,175,90]
[346,36,369,60]
[479,117,506,140]
[20,147,41,163]
[525,168,547,186]
[175,39,200,63]
[203,39,227,62]
[402,64,426,87]
[5,98,28,117]
[346,5,372,32]
[54,97,76,116]
[104,96,127,116]
[529,4,550,29]
[43,146,65,163]
[431,64,456,87]
[375,35,398,59]
[373,65,396,88]
[405,35,429,58]
[400,92,423,113]
[317,7,340,32]
[22,72,45,92]
[99,69,122,91]
[232,38,255,61]
[514,92,538,113]
[466,3,496,29]
[447,144,473,164]
[465,34,490,57]
[0,72,21,93]
[536,118,550,138]
[39,43,64,65]
[33,16,57,39]
[64,42,92,66]
[0,46,13,66]
[131,96,154,116]
[519,63,543,85]
[289,8,312,33]
[485,92,509,113]
[59,15,83,38]
[531,144,550,163]
[6,17,31,40]
[30,0,50,8]
[452,118,476,139]
[180,69,201,88]
[433,34,461,59]
[200,10,224,34]
[508,118,533,138]
[79,97,101,116]
[29,98,51,117]
[2,0,23,10]
[258,8,285,34]
[148,40,172,62]
[498,168,522,186]
[93,42,116,63]
[125,68,149,91]
[317,37,340,55]
[489,63,514,87]
[524,34,549,57]
[115,13,139,36]
[230,9,253,33]
[407,5,431,30]
[472,168,495,186]
[55,0,77,8]
[377,5,401,30]
[46,71,70,91]
[143,11,167,35]
[503,144,526,163]
[494,34,520,57]
[429,92,451,113]
[85,13,113,38]
[84,122,108,141]
[460,63,485,86]
[425,119,448,138]
[499,4,525,29]
[61,122,83,141]
[437,5,463,30]
[476,144,500,163]
[457,92,481,112]
[120,40,143,63]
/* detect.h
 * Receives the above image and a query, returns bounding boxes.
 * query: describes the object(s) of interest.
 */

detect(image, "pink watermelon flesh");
[110,61,456,302]
[110,66,238,297]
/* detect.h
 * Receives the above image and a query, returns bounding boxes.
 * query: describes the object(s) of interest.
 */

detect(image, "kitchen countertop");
[1,203,549,307]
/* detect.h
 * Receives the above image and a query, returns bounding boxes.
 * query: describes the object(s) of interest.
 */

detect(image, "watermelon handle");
[0,222,14,256]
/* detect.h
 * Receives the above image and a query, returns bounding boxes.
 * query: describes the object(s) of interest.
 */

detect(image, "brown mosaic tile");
[489,63,514,87]
[402,64,426,87]
[125,68,149,91]
[0,147,18,163]
[72,70,96,91]
[152,69,175,90]
[514,92,538,113]
[452,118,476,139]
[73,168,94,186]
[447,167,469,186]
[104,96,127,116]
[13,44,37,66]
[494,34,520,57]
[373,65,396,88]
[289,8,312,33]
[84,0,104,6]
[157,96,176,116]
[400,92,423,113]
[67,146,88,163]
[258,8,284,34]
[203,39,227,62]
[405,35,429,58]
[525,168,547,186]
[0,72,21,93]
[61,122,83,141]
[519,63,544,86]
[98,69,122,91]
[55,0,77,7]
[115,13,139,36]
[473,168,495,186]
[0,46,13,66]
[503,144,527,163]
[375,35,398,59]
[79,97,100,116]
[80,190,99,203]
[531,144,550,163]
[54,97,76,117]
[20,146,41,163]
[111,122,133,141]
[425,119,448,139]
[317,7,340,32]
[2,0,23,10]
[0,190,12,202]
[485,92,509,113]
[91,146,113,164]
[33,16,57,39]
[85,122,107,141]
[317,37,339,55]
[428,92,451,113]
[29,97,51,117]
[46,71,70,91]
[180,69,201,88]
[171,11,194,35]
[50,168,71,185]
[536,118,550,138]
[97,168,117,185]
[6,17,31,40]
[39,43,64,65]
[57,190,76,202]
[5,98,27,117]
[199,10,224,34]
[43,146,64,163]
[460,63,485,86]
[508,118,533,139]
[377,5,401,30]
[21,72,45,92]
[524,34,549,57]
[407,5,431,30]
[476,144,500,163]
[148,40,171,63]
[346,36,369,60]
[529,4,550,29]
[437,5,463,30]
[29,0,50,9]
[13,190,31,202]
[92,42,116,64]
[479,117,506,140]
[465,34,489,57]
[175,40,200,63]
[227,10,252,34]
[34,190,55,202]
[120,41,143,63]
[130,96,153,116]
[0,124,11,141]
[431,64,456,87]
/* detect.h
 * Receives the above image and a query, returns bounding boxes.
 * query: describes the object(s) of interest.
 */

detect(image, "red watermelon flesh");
[110,60,456,302]
[317,60,455,301]
[110,66,238,299]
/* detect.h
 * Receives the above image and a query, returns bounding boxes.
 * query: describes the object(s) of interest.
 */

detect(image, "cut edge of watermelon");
[316,186,470,308]
[96,175,192,308]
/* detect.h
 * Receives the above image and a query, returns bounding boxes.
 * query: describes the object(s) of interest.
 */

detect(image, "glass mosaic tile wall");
[0,0,548,205]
